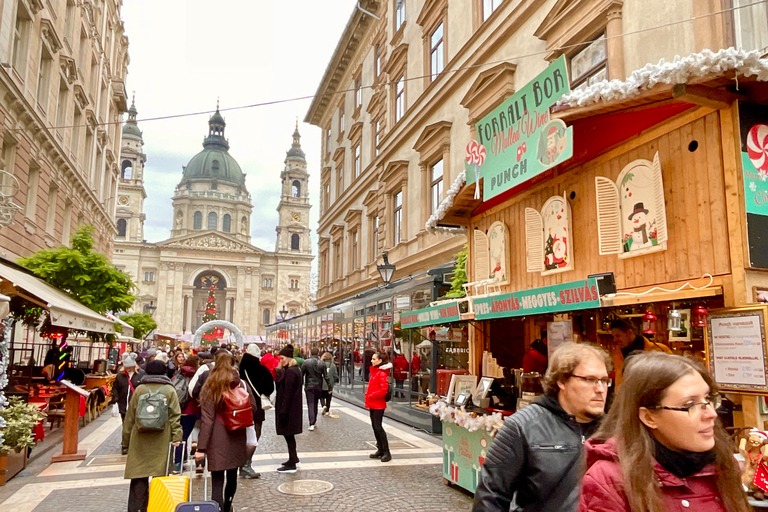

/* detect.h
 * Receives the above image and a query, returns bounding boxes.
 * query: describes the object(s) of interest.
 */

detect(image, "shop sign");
[739,102,768,269]
[401,301,462,329]
[468,55,573,201]
[706,306,768,392]
[473,278,600,320]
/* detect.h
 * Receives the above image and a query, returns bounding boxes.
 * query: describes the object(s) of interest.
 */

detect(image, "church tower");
[276,123,312,254]
[116,97,147,242]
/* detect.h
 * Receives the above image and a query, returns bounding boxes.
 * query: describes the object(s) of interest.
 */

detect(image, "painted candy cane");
[472,463,482,490]
[466,140,486,200]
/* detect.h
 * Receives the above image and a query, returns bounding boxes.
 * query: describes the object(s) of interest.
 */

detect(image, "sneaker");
[277,464,297,474]
[240,465,259,479]
[322,406,328,416]
[380,452,392,463]
[282,460,301,467]
[309,425,315,431]
[328,413,339,418]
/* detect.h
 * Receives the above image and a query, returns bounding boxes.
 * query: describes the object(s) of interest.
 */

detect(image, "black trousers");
[321,390,333,410]
[305,387,322,425]
[284,434,299,464]
[369,409,389,453]
[127,477,149,512]
[211,468,238,512]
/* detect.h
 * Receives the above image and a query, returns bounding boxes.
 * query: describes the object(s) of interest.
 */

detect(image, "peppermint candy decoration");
[747,124,768,172]
[465,140,487,166]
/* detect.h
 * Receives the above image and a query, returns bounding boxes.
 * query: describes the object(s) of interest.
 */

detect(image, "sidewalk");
[0,400,474,511]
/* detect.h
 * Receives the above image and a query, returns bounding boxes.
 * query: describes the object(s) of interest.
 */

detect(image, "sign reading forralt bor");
[401,302,462,329]
[472,55,574,201]
[473,278,600,320]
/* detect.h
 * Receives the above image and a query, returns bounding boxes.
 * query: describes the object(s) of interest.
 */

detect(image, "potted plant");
[0,396,46,485]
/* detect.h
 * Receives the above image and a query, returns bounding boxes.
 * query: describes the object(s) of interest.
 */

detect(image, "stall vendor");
[609,319,672,385]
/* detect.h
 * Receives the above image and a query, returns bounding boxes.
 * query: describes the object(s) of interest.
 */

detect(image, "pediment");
[348,121,364,143]
[344,208,363,225]
[362,188,380,208]
[535,0,623,50]
[158,231,264,254]
[384,43,408,76]
[413,121,452,160]
[461,62,517,123]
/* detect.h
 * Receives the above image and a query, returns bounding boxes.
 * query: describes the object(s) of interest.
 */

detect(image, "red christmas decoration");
[201,285,222,344]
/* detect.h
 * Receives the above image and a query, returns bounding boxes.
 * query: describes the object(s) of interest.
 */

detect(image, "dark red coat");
[365,363,391,410]
[579,437,729,512]
[393,355,409,381]
[522,346,548,374]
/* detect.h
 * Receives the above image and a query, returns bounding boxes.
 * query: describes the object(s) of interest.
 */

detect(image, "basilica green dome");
[180,108,246,187]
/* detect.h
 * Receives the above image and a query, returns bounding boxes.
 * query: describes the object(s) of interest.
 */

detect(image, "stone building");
[0,0,130,258]
[113,106,313,337]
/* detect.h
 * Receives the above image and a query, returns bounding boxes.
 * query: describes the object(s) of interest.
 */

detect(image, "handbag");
[111,403,120,418]
[245,425,258,447]
[245,371,273,411]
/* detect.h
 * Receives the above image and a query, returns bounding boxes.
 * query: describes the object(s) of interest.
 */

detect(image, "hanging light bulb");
[668,307,682,332]
[692,305,708,328]
[642,309,658,335]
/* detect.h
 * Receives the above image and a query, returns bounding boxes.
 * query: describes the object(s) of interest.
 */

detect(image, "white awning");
[0,259,115,334]
[106,313,134,338]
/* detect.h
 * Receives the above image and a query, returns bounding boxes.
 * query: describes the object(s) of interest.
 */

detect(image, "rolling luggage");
[175,458,219,512]
[148,442,190,512]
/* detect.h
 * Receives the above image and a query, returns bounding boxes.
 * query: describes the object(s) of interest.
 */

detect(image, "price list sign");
[707,307,768,392]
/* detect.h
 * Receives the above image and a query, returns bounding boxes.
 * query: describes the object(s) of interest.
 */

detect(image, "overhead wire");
[34,0,768,132]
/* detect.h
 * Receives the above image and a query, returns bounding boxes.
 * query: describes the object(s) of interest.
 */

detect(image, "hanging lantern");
[642,309,658,335]
[692,305,708,328]
[667,309,682,332]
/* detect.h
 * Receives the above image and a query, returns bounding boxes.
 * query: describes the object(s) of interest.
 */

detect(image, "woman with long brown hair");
[194,351,255,512]
[579,351,750,512]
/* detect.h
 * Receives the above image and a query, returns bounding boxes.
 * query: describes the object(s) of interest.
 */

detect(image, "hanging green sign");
[473,55,573,201]
[401,301,462,329]
[473,278,600,320]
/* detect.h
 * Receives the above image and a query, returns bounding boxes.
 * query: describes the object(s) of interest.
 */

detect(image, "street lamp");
[377,252,396,287]
[146,301,157,317]
[279,304,288,321]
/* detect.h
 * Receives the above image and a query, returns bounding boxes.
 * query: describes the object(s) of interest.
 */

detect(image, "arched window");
[262,308,270,325]
[193,211,202,229]
[211,159,220,174]
[292,180,301,198]
[116,218,127,237]
[207,211,218,230]
[121,160,132,180]
[222,214,231,232]
[291,233,300,250]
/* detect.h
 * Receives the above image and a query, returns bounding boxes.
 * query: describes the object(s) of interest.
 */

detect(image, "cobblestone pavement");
[0,399,474,512]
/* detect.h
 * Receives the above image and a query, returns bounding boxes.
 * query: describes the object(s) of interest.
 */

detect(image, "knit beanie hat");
[154,352,169,364]
[146,360,167,375]
[278,345,294,358]
[122,353,137,368]
[146,348,158,358]
[246,344,261,357]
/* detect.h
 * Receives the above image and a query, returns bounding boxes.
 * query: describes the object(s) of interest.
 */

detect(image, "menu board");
[707,306,768,392]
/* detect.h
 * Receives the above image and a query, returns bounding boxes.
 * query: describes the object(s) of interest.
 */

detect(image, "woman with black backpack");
[195,351,256,512]
[123,360,182,512]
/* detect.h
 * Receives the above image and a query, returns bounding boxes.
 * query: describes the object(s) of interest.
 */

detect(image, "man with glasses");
[473,342,612,512]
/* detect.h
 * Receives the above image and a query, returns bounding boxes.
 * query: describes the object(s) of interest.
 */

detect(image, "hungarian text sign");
[473,278,600,320]
[474,55,573,200]
[401,302,462,329]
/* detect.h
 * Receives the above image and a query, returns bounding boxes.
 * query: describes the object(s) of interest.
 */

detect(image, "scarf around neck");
[653,438,716,478]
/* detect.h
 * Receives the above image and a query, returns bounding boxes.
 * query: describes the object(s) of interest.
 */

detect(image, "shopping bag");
[111,403,120,418]
[148,442,189,512]
[246,425,258,448]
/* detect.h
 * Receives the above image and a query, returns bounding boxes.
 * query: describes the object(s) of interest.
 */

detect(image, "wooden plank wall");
[473,110,731,292]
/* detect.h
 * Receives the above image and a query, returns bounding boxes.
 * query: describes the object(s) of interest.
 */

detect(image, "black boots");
[380,451,392,463]
[369,450,383,459]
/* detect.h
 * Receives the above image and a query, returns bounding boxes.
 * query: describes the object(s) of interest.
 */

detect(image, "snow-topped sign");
[594,152,668,258]
[474,55,574,201]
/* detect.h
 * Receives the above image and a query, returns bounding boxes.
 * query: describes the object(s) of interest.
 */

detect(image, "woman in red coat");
[578,352,750,512]
[365,351,392,462]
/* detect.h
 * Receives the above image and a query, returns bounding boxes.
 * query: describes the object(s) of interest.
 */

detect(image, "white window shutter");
[524,208,545,273]
[651,152,668,245]
[472,229,490,280]
[595,176,622,255]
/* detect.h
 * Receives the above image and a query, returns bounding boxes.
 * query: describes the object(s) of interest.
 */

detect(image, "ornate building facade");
[113,106,313,337]
[0,0,130,258]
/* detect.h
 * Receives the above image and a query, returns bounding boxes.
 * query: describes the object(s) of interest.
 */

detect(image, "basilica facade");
[113,101,313,337]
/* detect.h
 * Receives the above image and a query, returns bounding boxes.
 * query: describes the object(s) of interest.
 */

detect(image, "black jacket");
[239,353,275,422]
[275,364,303,436]
[472,394,599,512]
[109,368,146,415]
[300,356,328,391]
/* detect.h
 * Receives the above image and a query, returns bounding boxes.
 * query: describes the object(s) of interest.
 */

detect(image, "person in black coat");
[237,344,275,479]
[274,344,303,473]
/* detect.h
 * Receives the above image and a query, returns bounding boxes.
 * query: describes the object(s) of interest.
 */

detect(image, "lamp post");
[279,304,288,321]
[377,252,396,287]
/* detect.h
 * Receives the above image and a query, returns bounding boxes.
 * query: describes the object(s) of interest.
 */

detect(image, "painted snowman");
[628,202,651,250]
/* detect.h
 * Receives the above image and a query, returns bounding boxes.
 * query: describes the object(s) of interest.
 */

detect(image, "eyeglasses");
[647,394,722,417]
[569,374,613,388]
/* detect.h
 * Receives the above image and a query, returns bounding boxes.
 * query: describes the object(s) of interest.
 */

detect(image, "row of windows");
[192,211,236,231]
[263,277,301,289]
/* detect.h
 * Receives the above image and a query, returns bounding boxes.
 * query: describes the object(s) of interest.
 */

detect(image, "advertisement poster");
[469,56,574,201]
[709,312,767,388]
[739,102,768,269]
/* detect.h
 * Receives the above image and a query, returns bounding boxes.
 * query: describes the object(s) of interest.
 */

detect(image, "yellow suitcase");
[147,442,190,512]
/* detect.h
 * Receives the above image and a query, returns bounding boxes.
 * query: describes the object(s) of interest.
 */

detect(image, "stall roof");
[0,258,115,334]
[106,313,134,338]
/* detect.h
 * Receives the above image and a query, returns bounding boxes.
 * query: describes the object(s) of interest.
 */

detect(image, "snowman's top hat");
[628,202,649,220]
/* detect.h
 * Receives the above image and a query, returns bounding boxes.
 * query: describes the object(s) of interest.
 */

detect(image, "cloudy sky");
[120,0,356,252]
